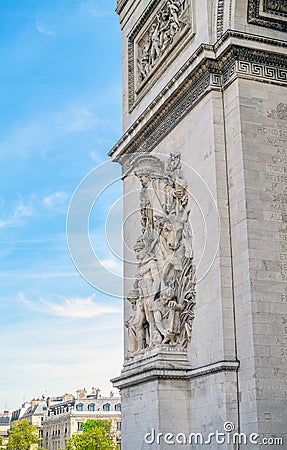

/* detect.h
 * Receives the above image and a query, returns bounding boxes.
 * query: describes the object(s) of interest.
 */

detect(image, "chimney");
[76,389,87,400]
[64,393,74,402]
[95,388,101,399]
[31,399,42,408]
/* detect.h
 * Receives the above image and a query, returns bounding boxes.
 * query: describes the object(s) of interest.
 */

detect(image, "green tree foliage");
[7,419,40,450]
[65,420,116,450]
[0,436,4,447]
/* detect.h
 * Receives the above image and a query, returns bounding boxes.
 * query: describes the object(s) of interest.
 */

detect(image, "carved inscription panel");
[250,102,287,364]
[258,103,287,282]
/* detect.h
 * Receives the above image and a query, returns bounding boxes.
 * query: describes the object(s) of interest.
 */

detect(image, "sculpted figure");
[158,9,170,50]
[125,290,145,355]
[167,0,181,29]
[134,167,177,230]
[138,35,152,81]
[133,237,162,346]
[161,28,171,53]
[150,22,161,66]
[152,287,181,344]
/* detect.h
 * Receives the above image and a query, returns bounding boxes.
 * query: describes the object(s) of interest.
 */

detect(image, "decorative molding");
[121,66,220,174]
[109,31,287,164]
[112,359,239,389]
[217,0,225,39]
[116,0,129,15]
[222,46,287,86]
[128,0,194,110]
[248,0,287,32]
[188,360,240,379]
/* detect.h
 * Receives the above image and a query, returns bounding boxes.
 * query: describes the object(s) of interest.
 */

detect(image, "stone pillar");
[111,1,287,449]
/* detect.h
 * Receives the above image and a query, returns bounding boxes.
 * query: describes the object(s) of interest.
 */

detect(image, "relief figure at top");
[137,0,190,83]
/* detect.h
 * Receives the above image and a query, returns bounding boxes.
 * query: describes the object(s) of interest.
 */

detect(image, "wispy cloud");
[80,1,113,18]
[19,293,120,319]
[0,197,35,228]
[56,107,98,132]
[43,191,68,208]
[14,198,34,218]
[99,258,123,275]
[90,151,104,163]
[0,219,12,229]
[35,20,56,36]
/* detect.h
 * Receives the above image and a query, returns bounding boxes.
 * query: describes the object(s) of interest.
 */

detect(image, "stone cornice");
[116,0,129,15]
[109,30,287,167]
[112,360,239,389]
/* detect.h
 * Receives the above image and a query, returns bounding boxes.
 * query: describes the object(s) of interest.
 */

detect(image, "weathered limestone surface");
[111,0,287,449]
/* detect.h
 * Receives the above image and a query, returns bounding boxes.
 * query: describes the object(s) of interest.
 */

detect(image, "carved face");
[161,217,184,251]
[136,172,150,187]
[160,293,169,305]
[162,221,177,249]
[134,247,146,261]
[160,287,174,305]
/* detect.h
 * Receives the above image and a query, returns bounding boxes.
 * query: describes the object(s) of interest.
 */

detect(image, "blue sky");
[0,0,124,410]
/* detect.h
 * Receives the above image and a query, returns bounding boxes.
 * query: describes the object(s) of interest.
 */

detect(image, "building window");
[77,422,83,432]
[76,404,83,411]
[117,421,121,431]
[103,403,111,411]
[88,404,95,411]
[115,403,121,411]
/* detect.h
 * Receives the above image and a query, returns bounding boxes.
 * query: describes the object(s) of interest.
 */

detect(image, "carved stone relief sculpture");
[125,153,196,360]
[248,0,287,31]
[137,0,191,83]
[264,0,287,15]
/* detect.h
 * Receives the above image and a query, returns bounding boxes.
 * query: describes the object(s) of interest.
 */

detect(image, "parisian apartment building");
[1,387,121,449]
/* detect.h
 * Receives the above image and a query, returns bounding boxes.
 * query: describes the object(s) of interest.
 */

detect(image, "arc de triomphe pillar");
[110,1,287,448]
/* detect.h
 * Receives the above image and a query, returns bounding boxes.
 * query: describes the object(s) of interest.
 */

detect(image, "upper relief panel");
[128,0,194,110]
[116,0,286,135]
[247,0,287,32]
